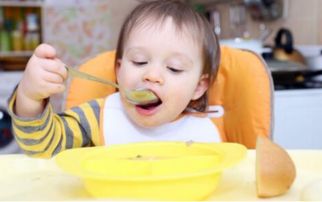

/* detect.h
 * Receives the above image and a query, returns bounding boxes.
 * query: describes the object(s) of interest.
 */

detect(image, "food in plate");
[256,135,296,198]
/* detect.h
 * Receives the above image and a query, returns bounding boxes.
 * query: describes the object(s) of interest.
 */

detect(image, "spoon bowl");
[125,88,160,105]
[65,66,159,105]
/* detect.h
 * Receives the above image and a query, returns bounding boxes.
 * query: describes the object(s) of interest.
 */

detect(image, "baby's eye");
[132,61,148,66]
[167,66,183,73]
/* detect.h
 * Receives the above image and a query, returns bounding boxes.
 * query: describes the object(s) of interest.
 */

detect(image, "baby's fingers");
[43,71,65,84]
[34,44,57,59]
[41,59,67,81]
[43,82,66,96]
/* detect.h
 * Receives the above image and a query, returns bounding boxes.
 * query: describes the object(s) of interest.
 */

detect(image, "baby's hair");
[115,0,220,112]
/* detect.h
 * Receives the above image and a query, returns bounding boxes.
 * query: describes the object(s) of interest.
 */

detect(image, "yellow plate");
[55,142,246,200]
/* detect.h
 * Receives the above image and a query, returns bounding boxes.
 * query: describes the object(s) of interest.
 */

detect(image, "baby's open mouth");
[136,97,162,110]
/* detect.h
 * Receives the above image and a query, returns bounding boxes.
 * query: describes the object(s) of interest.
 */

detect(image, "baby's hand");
[15,44,67,117]
[18,44,67,102]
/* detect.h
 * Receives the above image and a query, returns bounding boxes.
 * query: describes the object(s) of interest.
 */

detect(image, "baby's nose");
[142,67,164,85]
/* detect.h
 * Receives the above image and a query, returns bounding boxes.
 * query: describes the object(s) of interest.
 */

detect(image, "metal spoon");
[65,66,159,105]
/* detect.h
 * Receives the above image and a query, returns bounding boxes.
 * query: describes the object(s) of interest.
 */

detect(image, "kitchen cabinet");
[273,89,322,149]
[0,0,43,71]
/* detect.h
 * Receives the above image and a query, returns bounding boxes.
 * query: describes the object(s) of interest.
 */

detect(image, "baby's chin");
[131,116,166,128]
[129,111,183,128]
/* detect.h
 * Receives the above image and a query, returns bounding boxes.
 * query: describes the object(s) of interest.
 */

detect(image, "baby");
[8,0,221,158]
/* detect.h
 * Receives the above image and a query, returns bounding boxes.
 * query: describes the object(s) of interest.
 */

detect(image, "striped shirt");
[8,91,104,158]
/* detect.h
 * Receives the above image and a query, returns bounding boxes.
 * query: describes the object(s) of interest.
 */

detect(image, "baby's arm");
[8,95,105,158]
[8,44,105,158]
[15,44,67,117]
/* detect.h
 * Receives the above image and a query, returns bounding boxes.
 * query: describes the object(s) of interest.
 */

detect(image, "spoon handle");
[65,66,119,89]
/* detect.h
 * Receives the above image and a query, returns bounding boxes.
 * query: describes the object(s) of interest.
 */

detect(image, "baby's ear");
[192,74,209,100]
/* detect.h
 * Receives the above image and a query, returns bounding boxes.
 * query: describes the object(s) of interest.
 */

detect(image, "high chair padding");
[65,51,117,108]
[65,46,273,148]
[208,46,273,148]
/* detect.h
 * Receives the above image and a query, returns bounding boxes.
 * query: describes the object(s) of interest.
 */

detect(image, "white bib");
[102,93,221,145]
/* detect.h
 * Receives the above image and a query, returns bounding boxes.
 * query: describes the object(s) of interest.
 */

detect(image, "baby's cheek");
[167,99,189,114]
[118,77,135,89]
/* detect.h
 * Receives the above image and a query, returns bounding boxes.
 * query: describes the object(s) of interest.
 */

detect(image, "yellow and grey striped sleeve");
[7,91,105,158]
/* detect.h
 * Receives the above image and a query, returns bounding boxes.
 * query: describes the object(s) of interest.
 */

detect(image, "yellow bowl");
[55,142,246,200]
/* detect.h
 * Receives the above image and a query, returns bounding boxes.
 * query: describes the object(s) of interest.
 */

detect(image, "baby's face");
[117,17,207,127]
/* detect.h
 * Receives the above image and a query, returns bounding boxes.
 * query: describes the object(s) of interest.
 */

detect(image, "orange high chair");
[65,46,274,148]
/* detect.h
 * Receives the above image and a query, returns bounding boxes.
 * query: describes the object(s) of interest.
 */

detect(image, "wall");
[260,0,322,45]
[43,0,139,67]
[197,0,322,46]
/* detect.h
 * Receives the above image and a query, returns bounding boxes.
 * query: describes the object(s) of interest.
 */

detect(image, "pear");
[256,135,296,198]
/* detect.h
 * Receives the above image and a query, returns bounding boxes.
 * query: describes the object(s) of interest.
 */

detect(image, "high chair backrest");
[65,46,274,148]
